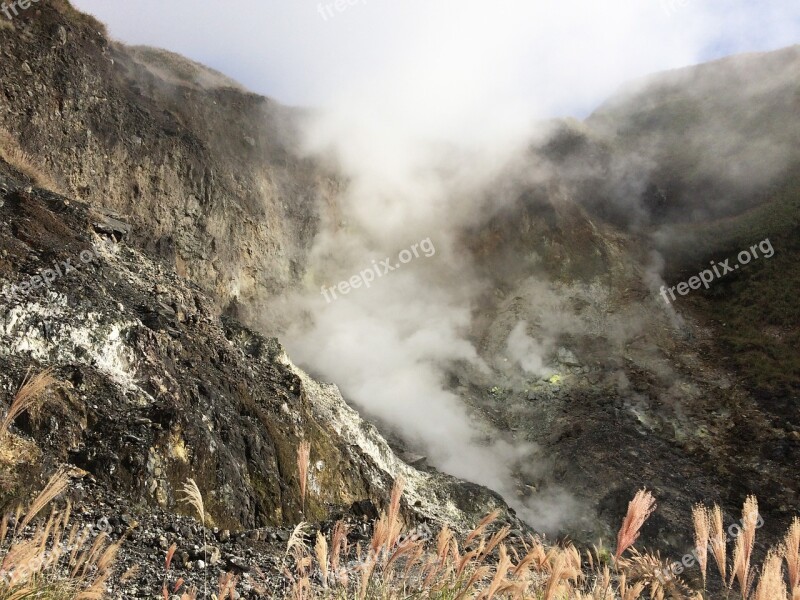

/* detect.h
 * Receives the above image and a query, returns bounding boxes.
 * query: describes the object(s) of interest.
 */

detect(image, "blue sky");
[71,0,800,121]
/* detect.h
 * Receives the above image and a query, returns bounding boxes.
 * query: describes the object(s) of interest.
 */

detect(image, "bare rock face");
[0,179,513,534]
[0,2,334,317]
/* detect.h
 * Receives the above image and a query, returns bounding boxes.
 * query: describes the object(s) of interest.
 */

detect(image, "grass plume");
[297,440,311,515]
[709,504,727,581]
[730,495,759,599]
[615,489,657,561]
[785,516,800,592]
[178,478,205,525]
[179,478,207,600]
[753,549,787,600]
[19,467,74,532]
[692,504,710,587]
[1,368,56,441]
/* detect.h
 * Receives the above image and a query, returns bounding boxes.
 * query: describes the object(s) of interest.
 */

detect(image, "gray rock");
[226,555,250,572]
[92,214,131,239]
[401,452,427,467]
[557,347,580,367]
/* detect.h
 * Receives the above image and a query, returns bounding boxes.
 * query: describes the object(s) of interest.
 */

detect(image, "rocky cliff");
[0,0,333,318]
[0,175,519,595]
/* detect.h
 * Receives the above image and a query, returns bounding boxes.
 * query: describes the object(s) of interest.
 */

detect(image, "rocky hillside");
[455,47,800,556]
[0,174,521,594]
[0,2,798,597]
[0,0,333,318]
[0,0,522,545]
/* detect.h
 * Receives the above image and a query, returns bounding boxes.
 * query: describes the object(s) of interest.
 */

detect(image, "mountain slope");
[0,173,522,594]
[453,46,800,557]
[0,3,798,591]
[0,0,333,318]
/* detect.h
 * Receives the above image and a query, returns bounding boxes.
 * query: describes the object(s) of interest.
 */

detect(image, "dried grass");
[615,489,657,561]
[730,496,758,599]
[261,487,800,600]
[3,447,797,600]
[709,504,727,581]
[276,486,676,600]
[178,478,207,600]
[330,519,348,584]
[786,516,800,591]
[178,478,205,526]
[752,549,788,600]
[315,532,329,588]
[1,368,57,441]
[296,440,311,515]
[162,542,178,598]
[18,467,74,532]
[0,129,63,194]
[285,522,311,560]
[692,504,710,587]
[0,473,120,598]
[217,572,238,600]
[466,509,501,546]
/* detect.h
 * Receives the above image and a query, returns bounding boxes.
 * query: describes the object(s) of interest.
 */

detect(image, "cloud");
[73,0,800,113]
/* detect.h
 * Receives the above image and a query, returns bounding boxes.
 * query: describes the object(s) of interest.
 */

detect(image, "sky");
[71,0,800,119]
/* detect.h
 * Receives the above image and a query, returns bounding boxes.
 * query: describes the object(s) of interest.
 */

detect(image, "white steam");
[505,322,553,378]
[256,0,798,532]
